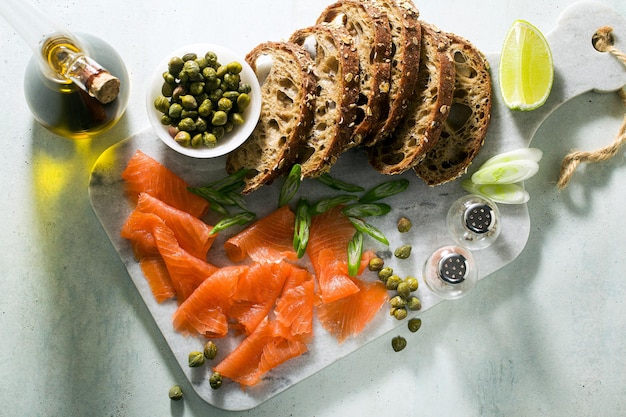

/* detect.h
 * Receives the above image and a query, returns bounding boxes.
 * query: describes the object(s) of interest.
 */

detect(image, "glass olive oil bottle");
[0,0,129,139]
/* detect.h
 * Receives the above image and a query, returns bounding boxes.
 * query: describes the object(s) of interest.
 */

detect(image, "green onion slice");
[200,168,249,192]
[479,148,543,169]
[279,164,302,207]
[359,179,409,203]
[310,194,357,215]
[189,186,236,207]
[209,211,256,235]
[347,230,363,277]
[293,198,311,258]
[342,203,391,217]
[348,216,389,245]
[317,173,364,193]
[462,179,530,204]
[471,159,539,184]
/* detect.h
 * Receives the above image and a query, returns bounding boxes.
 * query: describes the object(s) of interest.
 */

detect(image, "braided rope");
[556,26,626,189]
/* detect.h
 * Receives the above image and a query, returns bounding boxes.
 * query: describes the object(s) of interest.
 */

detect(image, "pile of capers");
[184,341,222,390]
[154,51,252,149]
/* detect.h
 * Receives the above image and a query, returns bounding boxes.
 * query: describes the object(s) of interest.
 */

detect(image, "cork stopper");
[89,72,121,104]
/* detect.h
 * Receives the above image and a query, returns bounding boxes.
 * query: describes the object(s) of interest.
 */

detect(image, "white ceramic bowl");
[146,43,261,158]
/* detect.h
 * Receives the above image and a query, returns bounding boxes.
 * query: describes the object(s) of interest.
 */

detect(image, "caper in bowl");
[147,43,262,158]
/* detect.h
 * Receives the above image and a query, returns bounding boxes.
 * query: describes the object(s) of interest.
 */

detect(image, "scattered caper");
[392,307,408,320]
[168,384,183,401]
[396,281,411,299]
[368,257,384,272]
[385,274,402,290]
[406,296,422,311]
[188,351,205,367]
[389,295,406,309]
[397,217,412,233]
[405,276,419,292]
[209,371,223,389]
[204,341,218,360]
[394,244,412,259]
[407,317,422,333]
[391,335,407,352]
[378,266,393,282]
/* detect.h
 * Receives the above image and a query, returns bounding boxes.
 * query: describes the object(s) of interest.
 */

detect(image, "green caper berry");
[227,61,243,74]
[162,71,176,85]
[178,71,189,83]
[407,317,422,333]
[385,274,402,290]
[180,110,198,119]
[202,132,217,148]
[203,341,218,360]
[238,83,252,94]
[191,133,204,148]
[218,97,232,112]
[236,93,251,111]
[212,110,228,126]
[394,244,412,259]
[168,103,183,118]
[230,113,245,126]
[181,95,197,110]
[195,56,208,70]
[195,117,208,132]
[154,96,170,113]
[174,131,191,147]
[397,217,412,233]
[216,65,228,78]
[378,266,393,282]
[198,99,213,117]
[161,82,174,97]
[397,281,411,299]
[222,90,240,101]
[160,115,173,125]
[168,385,183,401]
[182,52,197,62]
[205,78,221,91]
[407,296,422,311]
[209,371,222,390]
[178,117,196,132]
[188,351,205,367]
[391,335,407,352]
[224,121,234,133]
[405,276,419,292]
[212,126,225,139]
[183,60,200,77]
[202,66,217,81]
[393,307,408,320]
[168,56,184,75]
[368,257,384,271]
[209,89,224,103]
[223,73,240,90]
[205,51,218,67]
[189,81,205,96]
[389,295,406,309]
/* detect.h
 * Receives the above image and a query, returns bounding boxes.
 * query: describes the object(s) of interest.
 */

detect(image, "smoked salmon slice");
[224,205,298,263]
[172,265,249,338]
[139,257,176,303]
[273,273,315,340]
[134,192,216,259]
[316,278,388,344]
[122,150,209,218]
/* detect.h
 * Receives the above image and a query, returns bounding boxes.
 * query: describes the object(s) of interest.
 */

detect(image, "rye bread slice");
[414,32,492,186]
[367,23,455,175]
[225,42,317,194]
[364,0,422,144]
[316,0,392,147]
[289,24,361,177]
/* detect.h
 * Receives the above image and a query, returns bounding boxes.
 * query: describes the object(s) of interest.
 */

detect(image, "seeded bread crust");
[367,23,455,175]
[225,41,317,194]
[316,0,392,147]
[364,0,422,145]
[414,31,492,186]
[289,24,361,177]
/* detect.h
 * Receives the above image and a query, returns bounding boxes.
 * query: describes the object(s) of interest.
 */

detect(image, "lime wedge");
[499,20,553,111]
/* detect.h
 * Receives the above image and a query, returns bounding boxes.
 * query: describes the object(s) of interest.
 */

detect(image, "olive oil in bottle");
[0,0,129,139]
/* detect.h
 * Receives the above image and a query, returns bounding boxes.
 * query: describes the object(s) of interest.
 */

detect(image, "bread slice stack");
[228,0,492,193]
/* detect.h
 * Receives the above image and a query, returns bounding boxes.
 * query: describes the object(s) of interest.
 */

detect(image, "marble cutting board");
[88,1,626,411]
